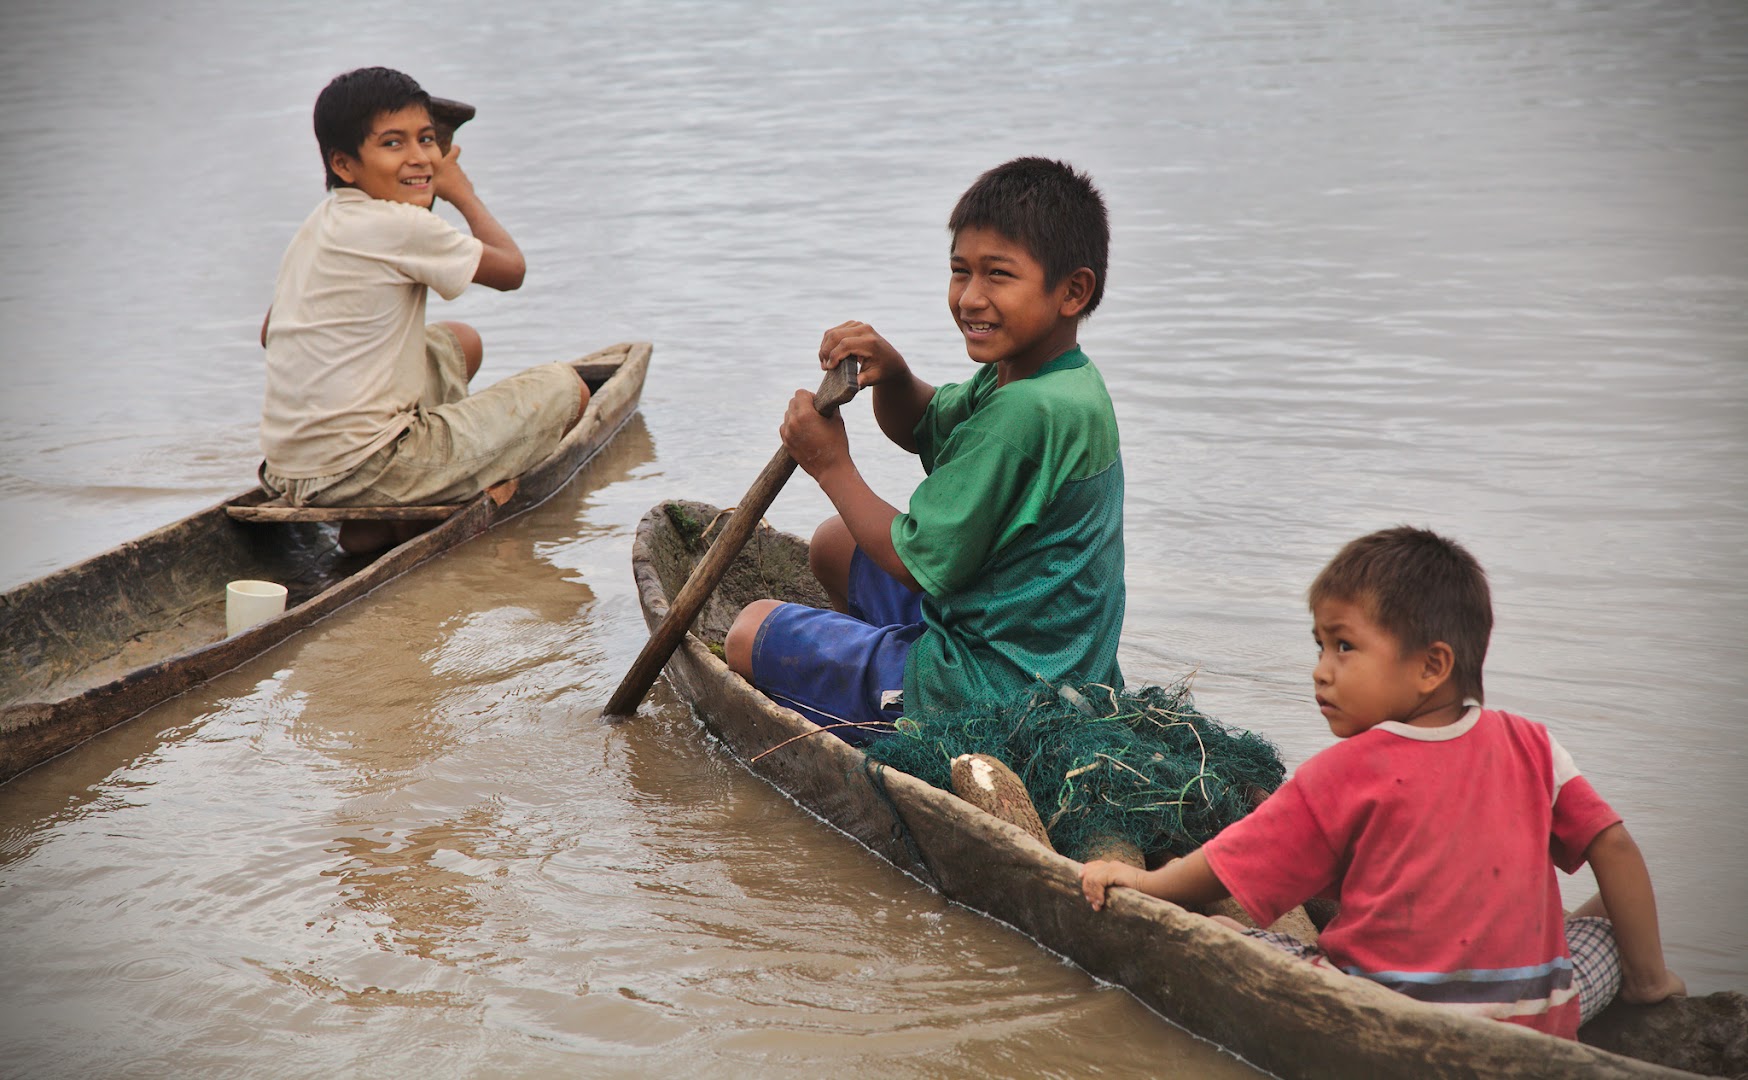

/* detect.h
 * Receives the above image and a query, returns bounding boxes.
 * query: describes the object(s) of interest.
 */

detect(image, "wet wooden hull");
[630,499,1728,1080]
[0,342,651,784]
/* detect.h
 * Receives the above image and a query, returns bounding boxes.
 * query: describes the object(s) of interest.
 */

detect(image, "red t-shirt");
[1202,707,1620,1038]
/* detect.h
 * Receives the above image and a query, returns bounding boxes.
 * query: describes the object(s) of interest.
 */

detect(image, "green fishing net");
[865,678,1286,862]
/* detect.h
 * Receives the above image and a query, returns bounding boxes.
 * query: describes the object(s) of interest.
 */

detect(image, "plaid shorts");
[1243,928,1323,960]
[1242,914,1622,1024]
[1566,915,1621,1024]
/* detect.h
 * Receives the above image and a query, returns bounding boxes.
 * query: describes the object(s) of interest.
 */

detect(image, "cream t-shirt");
[260,188,484,479]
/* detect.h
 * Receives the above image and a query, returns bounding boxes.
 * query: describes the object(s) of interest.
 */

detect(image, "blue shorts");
[749,548,923,746]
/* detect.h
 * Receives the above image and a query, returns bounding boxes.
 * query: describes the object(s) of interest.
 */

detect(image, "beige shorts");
[261,325,581,507]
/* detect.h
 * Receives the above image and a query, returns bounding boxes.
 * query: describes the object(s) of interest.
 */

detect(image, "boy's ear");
[1418,641,1455,692]
[1057,267,1097,319]
[329,149,359,186]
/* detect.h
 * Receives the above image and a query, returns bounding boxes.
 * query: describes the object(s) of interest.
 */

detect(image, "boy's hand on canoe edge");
[1620,967,1687,1006]
[819,321,909,388]
[1081,859,1134,912]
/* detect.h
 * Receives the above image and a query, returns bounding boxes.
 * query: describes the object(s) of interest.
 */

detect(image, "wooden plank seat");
[224,500,464,523]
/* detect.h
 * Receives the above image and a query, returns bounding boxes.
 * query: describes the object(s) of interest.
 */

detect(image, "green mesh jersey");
[893,347,1126,720]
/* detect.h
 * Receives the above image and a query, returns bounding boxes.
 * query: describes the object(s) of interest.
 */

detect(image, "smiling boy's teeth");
[967,322,994,331]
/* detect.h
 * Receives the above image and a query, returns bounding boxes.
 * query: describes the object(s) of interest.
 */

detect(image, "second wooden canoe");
[0,341,651,784]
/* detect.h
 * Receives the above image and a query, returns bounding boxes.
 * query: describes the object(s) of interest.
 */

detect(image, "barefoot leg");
[809,516,856,613]
[337,519,432,555]
[562,371,591,435]
[724,599,782,678]
[434,320,483,382]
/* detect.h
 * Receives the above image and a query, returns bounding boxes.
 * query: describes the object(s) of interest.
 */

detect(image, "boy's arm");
[433,145,526,292]
[1585,822,1686,1004]
[780,389,920,591]
[1081,849,1229,912]
[819,322,934,454]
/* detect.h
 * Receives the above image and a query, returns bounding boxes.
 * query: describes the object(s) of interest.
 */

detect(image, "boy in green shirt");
[724,157,1126,741]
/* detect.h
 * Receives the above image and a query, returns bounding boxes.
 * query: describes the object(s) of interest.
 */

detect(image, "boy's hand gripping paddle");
[604,359,861,719]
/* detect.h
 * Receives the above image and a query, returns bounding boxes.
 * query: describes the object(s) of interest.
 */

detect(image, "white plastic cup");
[226,580,288,637]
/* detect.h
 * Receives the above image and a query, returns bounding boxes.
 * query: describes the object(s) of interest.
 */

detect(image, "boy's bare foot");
[337,519,430,555]
[338,520,392,554]
[486,478,518,506]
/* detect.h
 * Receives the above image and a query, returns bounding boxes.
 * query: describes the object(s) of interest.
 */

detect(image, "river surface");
[1,1,1744,1076]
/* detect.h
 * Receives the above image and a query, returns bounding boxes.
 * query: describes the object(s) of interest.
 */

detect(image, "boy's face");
[329,104,440,208]
[1310,596,1443,738]
[948,226,1081,375]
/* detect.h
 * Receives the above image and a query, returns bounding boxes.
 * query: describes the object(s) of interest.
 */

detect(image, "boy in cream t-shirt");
[259,66,586,552]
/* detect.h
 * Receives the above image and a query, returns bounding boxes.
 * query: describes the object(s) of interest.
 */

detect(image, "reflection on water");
[2,1,1745,1076]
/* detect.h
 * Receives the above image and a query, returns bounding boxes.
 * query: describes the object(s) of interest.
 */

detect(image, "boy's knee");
[724,599,782,678]
[436,321,483,380]
[566,371,591,431]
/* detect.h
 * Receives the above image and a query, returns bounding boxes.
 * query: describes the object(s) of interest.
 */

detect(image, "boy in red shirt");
[1080,526,1684,1038]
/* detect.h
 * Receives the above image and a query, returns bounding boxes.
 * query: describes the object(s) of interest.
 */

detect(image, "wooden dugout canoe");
[0,342,652,785]
[629,498,1744,1080]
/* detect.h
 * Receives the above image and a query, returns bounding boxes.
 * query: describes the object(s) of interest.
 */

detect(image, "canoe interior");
[642,500,831,647]
[0,344,639,714]
[0,505,350,707]
[635,500,1742,1080]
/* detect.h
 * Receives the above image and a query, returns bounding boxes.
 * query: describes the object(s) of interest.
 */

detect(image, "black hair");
[1309,526,1494,703]
[947,157,1110,316]
[313,67,431,189]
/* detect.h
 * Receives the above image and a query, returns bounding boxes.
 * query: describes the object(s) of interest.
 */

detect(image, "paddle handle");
[604,360,859,718]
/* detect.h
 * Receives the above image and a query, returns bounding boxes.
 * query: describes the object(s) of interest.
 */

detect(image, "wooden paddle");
[604,359,860,718]
[428,96,476,155]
